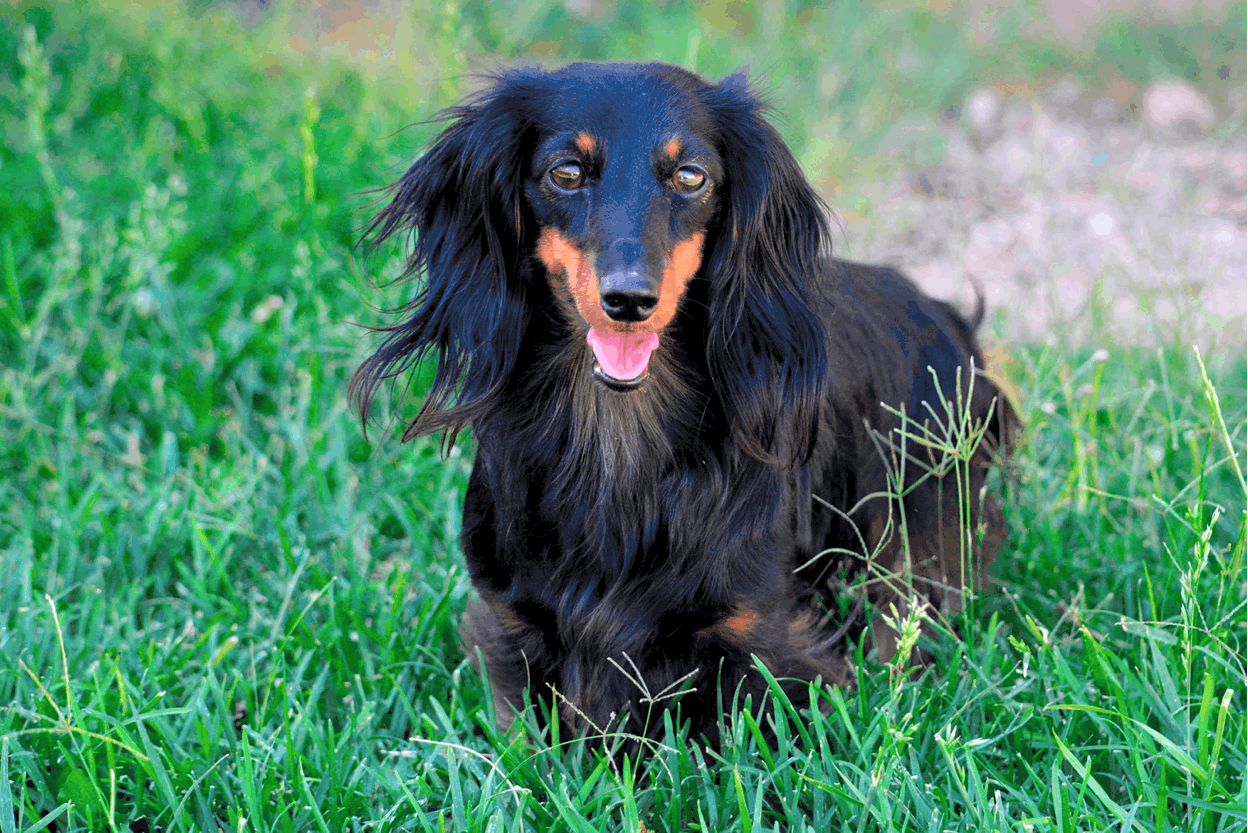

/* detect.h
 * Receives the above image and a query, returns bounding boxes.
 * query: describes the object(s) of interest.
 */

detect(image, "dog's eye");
[672,167,707,193]
[549,162,584,191]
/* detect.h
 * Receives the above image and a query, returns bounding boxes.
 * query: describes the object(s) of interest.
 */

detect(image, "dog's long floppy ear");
[351,72,541,445]
[700,74,831,465]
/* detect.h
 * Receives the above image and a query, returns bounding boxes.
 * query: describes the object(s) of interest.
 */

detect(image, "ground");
[837,75,1246,352]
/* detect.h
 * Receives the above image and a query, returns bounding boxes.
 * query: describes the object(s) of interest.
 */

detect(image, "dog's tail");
[965,277,1023,454]
[967,278,987,331]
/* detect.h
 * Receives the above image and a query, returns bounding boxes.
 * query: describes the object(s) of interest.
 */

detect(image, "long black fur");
[353,62,1015,746]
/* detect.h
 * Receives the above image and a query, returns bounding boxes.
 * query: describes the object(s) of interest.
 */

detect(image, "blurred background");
[5,0,1245,352]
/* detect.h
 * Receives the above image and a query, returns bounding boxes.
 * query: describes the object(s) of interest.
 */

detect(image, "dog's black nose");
[600,286,658,322]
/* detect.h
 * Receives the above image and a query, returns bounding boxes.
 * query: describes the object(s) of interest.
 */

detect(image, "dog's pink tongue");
[587,329,660,381]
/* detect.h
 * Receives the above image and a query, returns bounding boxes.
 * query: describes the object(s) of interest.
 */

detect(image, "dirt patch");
[836,77,1246,352]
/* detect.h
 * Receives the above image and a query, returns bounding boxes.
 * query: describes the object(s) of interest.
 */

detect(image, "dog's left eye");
[672,167,707,193]
[549,162,585,191]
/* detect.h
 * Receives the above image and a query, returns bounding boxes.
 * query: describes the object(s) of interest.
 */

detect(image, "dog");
[352,62,1016,746]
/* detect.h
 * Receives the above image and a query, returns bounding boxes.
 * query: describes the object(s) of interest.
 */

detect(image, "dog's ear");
[701,74,831,465]
[352,73,541,445]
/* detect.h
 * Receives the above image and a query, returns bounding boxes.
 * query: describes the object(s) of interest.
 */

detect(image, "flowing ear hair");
[700,74,831,465]
[351,72,541,446]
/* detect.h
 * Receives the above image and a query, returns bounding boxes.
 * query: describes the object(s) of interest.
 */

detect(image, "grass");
[1,1,1244,830]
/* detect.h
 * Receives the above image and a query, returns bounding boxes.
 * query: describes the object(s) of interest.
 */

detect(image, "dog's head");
[354,62,830,461]
[520,63,723,390]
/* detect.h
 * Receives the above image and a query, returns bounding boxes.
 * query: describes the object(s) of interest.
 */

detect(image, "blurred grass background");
[1,1,1245,830]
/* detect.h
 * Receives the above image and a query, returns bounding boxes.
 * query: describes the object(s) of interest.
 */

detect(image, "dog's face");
[522,64,723,391]
[354,62,831,456]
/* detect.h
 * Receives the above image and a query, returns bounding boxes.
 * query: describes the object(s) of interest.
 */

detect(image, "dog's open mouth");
[587,328,659,390]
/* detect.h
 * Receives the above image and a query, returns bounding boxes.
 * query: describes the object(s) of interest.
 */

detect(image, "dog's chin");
[592,362,648,391]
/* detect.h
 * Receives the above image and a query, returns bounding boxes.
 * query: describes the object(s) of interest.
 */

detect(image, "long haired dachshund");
[353,62,1015,745]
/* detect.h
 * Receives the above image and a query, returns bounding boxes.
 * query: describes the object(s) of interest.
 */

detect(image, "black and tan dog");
[353,62,1016,745]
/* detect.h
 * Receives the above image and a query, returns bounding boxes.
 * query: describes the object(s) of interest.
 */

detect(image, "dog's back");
[802,261,1016,660]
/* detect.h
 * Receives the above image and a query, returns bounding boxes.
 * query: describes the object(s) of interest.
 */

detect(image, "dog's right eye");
[672,166,707,193]
[548,162,584,191]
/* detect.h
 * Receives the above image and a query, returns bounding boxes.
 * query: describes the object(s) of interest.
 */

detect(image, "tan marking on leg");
[720,609,756,637]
